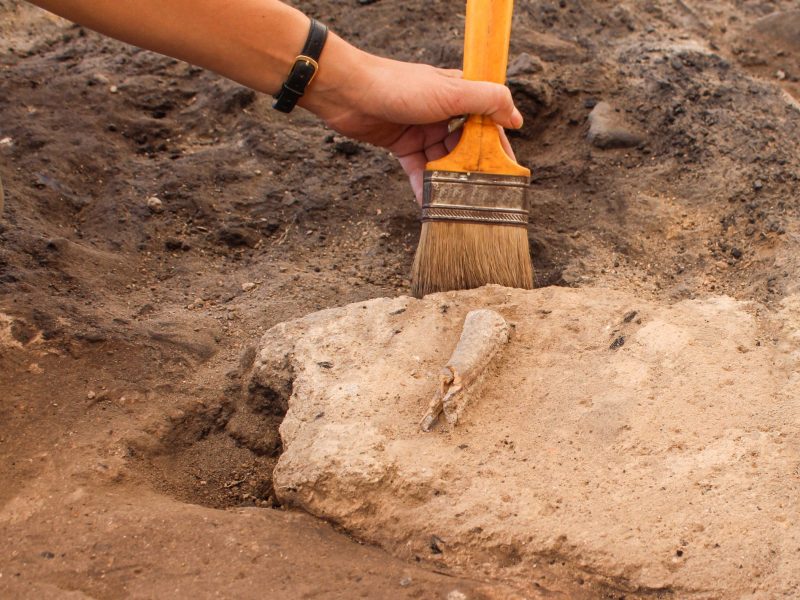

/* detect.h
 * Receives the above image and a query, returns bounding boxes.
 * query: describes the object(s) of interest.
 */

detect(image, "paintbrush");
[411,0,532,298]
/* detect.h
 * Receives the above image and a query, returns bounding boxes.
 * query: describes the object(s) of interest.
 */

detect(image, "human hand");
[302,44,523,204]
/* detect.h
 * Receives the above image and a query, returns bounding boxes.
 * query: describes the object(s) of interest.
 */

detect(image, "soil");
[1,0,799,598]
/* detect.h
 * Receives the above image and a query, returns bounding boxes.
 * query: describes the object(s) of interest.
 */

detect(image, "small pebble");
[146,196,164,213]
[507,52,544,77]
[399,577,412,588]
[87,391,96,400]
[109,85,118,93]
[241,282,256,292]
[587,102,645,149]
[429,535,444,554]
[333,139,360,156]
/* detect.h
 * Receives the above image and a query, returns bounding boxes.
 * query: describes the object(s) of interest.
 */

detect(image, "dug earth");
[246,285,800,599]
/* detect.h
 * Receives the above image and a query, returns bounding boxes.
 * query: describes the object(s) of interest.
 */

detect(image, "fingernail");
[512,108,524,129]
[448,115,468,134]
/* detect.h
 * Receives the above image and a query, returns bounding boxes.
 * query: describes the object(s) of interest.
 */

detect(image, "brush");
[411,0,532,298]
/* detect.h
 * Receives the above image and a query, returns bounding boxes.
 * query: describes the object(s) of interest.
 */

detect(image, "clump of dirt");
[1,0,799,597]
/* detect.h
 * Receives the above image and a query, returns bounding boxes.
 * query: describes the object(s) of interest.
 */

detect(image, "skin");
[30,0,523,203]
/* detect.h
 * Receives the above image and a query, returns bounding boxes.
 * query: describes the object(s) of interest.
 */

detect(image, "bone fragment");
[420,309,510,432]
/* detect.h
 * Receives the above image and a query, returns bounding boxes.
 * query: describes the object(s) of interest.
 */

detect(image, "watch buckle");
[295,55,319,84]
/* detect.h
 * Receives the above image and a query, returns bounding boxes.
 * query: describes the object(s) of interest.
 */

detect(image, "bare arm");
[29,0,523,202]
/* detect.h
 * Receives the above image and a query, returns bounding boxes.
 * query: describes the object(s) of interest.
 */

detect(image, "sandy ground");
[1,0,799,598]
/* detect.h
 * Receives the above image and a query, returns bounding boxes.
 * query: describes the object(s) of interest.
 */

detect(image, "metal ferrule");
[421,171,531,227]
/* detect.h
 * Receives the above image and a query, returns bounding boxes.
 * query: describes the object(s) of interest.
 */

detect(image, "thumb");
[441,77,523,129]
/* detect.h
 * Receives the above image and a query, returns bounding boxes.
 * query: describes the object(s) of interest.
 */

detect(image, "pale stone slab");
[247,286,800,597]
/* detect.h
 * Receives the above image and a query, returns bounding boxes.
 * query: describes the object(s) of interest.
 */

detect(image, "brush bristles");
[411,221,533,298]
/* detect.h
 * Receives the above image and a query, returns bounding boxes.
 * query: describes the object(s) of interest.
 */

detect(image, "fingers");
[441,78,523,130]
[424,142,450,163]
[439,68,464,78]
[389,121,450,159]
[396,152,426,205]
[497,125,516,161]
[444,129,461,153]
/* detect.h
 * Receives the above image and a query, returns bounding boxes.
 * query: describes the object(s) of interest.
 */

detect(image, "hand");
[302,48,523,204]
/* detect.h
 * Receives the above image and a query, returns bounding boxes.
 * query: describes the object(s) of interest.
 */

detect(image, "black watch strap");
[273,19,329,113]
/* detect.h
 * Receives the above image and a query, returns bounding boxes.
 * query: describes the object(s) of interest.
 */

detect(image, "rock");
[218,226,258,248]
[164,237,190,251]
[146,196,163,213]
[521,30,586,63]
[507,78,553,121]
[587,102,645,149]
[332,138,361,157]
[27,363,43,374]
[219,87,256,114]
[241,282,256,292]
[507,52,544,77]
[751,10,800,53]
[246,286,800,597]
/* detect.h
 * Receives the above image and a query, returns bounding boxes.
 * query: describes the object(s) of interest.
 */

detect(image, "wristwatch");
[273,18,329,113]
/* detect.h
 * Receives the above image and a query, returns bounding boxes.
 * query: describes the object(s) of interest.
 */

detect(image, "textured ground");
[1,0,799,598]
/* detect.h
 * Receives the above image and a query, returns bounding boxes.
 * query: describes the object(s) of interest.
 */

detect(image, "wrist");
[297,32,375,122]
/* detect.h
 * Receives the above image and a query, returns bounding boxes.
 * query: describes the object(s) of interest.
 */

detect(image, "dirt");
[1,0,799,598]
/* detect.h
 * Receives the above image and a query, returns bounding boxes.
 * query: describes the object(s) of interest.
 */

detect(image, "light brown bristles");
[411,221,533,298]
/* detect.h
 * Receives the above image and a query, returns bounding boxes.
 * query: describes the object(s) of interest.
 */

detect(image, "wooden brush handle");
[427,0,529,177]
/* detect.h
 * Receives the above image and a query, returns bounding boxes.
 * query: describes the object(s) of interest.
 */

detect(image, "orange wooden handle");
[427,0,529,177]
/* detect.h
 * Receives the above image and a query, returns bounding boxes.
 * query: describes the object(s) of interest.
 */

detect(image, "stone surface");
[145,195,163,213]
[587,101,645,149]
[247,286,800,598]
[507,52,544,77]
[751,10,800,52]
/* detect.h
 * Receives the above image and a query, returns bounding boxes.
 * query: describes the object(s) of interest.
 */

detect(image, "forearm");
[30,0,365,114]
